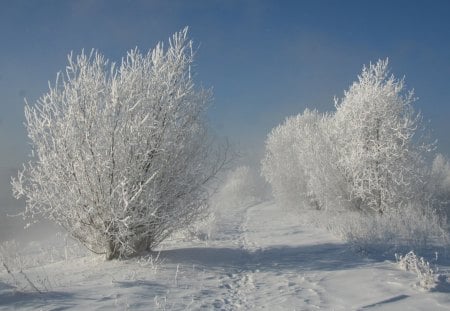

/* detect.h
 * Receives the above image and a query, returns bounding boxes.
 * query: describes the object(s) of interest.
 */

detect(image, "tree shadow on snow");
[432,275,450,293]
[158,247,251,267]
[114,280,168,296]
[158,243,374,273]
[0,282,76,310]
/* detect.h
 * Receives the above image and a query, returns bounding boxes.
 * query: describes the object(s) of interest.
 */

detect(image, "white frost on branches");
[261,59,449,251]
[333,59,429,214]
[262,59,436,215]
[12,28,225,259]
[396,251,439,290]
[261,109,348,211]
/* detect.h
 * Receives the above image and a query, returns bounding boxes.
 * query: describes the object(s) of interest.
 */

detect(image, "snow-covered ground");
[1,201,449,310]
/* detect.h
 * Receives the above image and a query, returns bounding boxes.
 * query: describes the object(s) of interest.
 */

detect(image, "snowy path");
[156,201,450,310]
[1,201,450,310]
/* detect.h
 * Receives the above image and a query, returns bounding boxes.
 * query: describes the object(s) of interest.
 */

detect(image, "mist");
[2,0,450,244]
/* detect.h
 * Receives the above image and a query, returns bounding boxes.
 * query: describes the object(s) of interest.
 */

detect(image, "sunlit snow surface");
[1,201,449,310]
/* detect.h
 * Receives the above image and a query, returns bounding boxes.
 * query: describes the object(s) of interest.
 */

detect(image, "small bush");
[302,204,449,256]
[396,251,438,290]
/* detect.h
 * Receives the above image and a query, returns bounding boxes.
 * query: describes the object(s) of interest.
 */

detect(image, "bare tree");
[12,28,225,259]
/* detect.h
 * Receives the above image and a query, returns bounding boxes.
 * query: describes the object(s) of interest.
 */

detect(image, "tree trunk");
[106,239,120,260]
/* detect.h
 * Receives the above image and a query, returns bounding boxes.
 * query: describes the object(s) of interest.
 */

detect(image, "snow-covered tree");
[304,112,351,211]
[262,59,438,216]
[427,153,450,218]
[12,28,225,259]
[333,59,430,214]
[261,58,449,252]
[261,109,348,211]
[261,111,313,210]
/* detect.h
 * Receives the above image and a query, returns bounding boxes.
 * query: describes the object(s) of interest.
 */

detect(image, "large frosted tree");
[12,28,225,259]
[333,59,429,214]
[261,59,448,252]
[262,59,435,216]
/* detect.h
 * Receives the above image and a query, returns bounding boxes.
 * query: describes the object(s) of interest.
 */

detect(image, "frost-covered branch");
[12,28,225,259]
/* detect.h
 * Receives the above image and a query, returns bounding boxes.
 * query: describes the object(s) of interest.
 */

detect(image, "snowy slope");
[1,201,449,310]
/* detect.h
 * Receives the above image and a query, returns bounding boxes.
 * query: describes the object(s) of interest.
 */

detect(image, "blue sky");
[1,0,450,210]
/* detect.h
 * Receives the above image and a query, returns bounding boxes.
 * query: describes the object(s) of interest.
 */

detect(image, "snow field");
[1,201,449,310]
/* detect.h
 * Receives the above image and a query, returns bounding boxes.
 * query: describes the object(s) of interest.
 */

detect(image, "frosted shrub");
[0,236,88,271]
[320,205,449,255]
[261,113,312,210]
[12,28,225,259]
[261,109,347,211]
[262,58,449,253]
[396,251,437,290]
[0,240,23,271]
[0,239,58,294]
[428,153,450,220]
